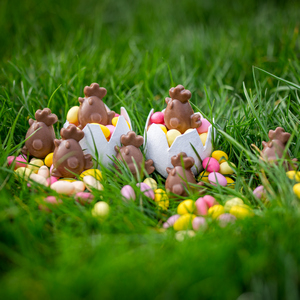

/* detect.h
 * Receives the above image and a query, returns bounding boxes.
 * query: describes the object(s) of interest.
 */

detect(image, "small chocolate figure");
[78,83,115,129]
[261,127,297,170]
[114,131,155,178]
[52,124,93,178]
[164,85,201,134]
[165,152,205,197]
[22,108,58,159]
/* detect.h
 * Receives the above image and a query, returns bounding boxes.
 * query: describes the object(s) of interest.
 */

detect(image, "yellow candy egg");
[112,117,119,127]
[166,129,181,147]
[154,189,169,210]
[14,167,32,179]
[293,183,300,199]
[173,214,196,231]
[44,153,53,168]
[80,169,102,181]
[143,178,157,190]
[91,124,110,138]
[225,177,235,189]
[286,171,300,182]
[159,124,167,134]
[212,150,229,163]
[92,201,110,218]
[208,205,225,219]
[224,197,244,212]
[177,199,196,215]
[67,106,79,125]
[184,128,195,134]
[197,170,210,183]
[230,204,253,219]
[126,121,131,129]
[27,158,44,173]
[219,161,235,175]
[199,133,208,146]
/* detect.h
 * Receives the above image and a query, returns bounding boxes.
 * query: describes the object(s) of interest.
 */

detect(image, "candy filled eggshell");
[144,109,215,178]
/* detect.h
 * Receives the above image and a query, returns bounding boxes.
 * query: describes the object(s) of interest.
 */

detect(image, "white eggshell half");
[64,107,132,167]
[144,109,215,178]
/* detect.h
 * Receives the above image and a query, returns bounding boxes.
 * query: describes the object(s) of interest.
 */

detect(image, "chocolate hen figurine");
[114,131,155,178]
[52,124,93,178]
[78,83,115,129]
[261,127,297,170]
[22,108,58,159]
[165,152,205,197]
[164,85,201,134]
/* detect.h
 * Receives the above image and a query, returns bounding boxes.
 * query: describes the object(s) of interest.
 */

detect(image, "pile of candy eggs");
[163,196,254,233]
[66,106,130,141]
[148,111,212,147]
[197,150,236,188]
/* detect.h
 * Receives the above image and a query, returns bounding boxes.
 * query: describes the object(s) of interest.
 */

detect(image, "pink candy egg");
[202,157,220,172]
[75,192,94,205]
[197,118,211,134]
[163,214,180,229]
[195,197,208,215]
[192,217,207,231]
[115,113,120,117]
[203,195,217,208]
[208,172,227,186]
[136,183,155,199]
[106,125,115,138]
[7,156,27,169]
[218,213,236,227]
[253,185,265,199]
[121,185,136,201]
[47,176,58,186]
[150,112,164,124]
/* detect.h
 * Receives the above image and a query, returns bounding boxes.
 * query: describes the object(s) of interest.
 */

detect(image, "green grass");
[1,0,300,298]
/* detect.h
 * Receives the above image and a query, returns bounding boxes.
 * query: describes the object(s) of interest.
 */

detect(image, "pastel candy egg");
[44,196,61,205]
[199,133,208,146]
[136,183,155,199]
[44,153,54,167]
[29,173,48,186]
[92,201,109,218]
[224,197,244,212]
[83,175,103,191]
[28,158,44,173]
[203,195,217,208]
[286,171,300,182]
[173,214,196,231]
[159,125,167,134]
[50,181,75,195]
[121,185,136,201]
[14,167,32,179]
[253,185,265,199]
[47,176,58,186]
[218,213,236,227]
[208,172,227,186]
[230,204,253,219]
[197,170,210,183]
[196,118,211,134]
[38,165,50,178]
[293,183,300,199]
[184,128,195,134]
[143,178,157,190]
[211,150,228,164]
[166,129,181,147]
[192,217,207,231]
[219,162,235,175]
[90,123,110,138]
[80,169,102,181]
[154,189,169,210]
[208,205,225,219]
[195,197,208,215]
[106,125,115,138]
[71,181,86,193]
[163,214,180,229]
[225,177,235,189]
[67,106,79,125]
[112,117,119,127]
[75,192,94,205]
[150,112,164,124]
[7,156,27,169]
[175,230,195,241]
[177,199,196,215]
[115,113,120,117]
[202,157,220,173]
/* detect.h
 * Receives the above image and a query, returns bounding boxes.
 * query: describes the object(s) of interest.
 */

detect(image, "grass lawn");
[1,0,300,298]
